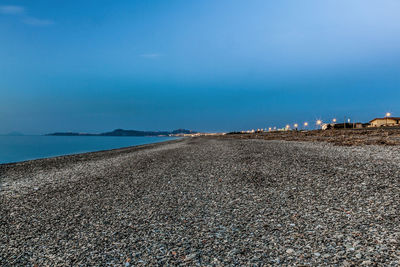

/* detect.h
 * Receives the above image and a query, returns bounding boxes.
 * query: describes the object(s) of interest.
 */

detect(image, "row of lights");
[276,112,393,131]
[246,113,393,133]
[284,119,332,130]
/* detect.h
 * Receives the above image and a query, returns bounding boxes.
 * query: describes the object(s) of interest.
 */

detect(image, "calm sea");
[0,135,177,164]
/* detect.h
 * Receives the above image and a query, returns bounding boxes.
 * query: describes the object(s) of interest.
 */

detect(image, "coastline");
[1,137,399,265]
[0,136,182,167]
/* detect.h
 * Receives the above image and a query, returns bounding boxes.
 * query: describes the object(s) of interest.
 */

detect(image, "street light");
[286,124,290,130]
[316,120,322,129]
[386,112,392,126]
[294,123,298,130]
[332,118,337,123]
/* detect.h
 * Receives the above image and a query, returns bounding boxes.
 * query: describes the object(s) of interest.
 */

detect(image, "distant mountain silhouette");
[46,129,196,137]
[171,129,194,134]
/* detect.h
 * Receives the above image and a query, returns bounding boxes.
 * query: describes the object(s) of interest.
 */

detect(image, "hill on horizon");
[46,128,196,137]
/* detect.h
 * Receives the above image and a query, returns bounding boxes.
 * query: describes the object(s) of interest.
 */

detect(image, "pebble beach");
[1,137,399,266]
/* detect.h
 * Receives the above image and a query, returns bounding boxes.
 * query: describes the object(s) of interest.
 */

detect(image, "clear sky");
[1,0,400,134]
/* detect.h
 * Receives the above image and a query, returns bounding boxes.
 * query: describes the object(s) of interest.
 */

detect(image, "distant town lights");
[243,113,397,133]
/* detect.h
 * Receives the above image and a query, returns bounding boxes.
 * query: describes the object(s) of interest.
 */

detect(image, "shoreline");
[0,137,183,167]
[1,137,399,265]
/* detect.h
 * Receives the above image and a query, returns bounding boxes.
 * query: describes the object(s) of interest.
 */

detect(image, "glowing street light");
[332,118,337,123]
[316,120,322,126]
[304,122,308,127]
[385,112,392,126]
[286,124,290,130]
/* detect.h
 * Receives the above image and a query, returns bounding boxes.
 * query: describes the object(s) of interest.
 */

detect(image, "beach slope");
[1,137,399,265]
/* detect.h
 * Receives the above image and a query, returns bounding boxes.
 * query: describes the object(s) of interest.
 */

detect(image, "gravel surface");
[224,128,400,146]
[1,137,399,266]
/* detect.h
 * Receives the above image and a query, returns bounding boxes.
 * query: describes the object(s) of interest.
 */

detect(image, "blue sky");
[1,0,400,133]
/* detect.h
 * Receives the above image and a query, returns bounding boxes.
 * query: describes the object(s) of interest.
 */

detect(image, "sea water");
[0,135,177,164]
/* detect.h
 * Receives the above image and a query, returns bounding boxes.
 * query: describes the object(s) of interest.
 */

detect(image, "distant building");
[369,117,400,127]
